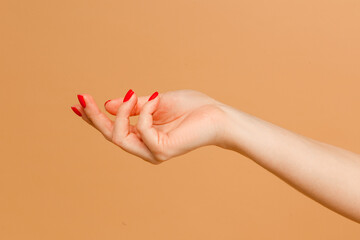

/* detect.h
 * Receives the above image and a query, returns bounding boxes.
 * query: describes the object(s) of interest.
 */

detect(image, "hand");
[71,89,226,164]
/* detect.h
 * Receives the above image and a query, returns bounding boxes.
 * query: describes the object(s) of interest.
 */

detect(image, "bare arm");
[72,89,360,223]
[218,104,360,223]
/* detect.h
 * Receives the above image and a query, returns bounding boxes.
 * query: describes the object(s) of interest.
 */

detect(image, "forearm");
[218,104,360,223]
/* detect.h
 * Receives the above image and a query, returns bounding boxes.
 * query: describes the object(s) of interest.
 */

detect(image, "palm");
[151,90,217,132]
[139,90,223,157]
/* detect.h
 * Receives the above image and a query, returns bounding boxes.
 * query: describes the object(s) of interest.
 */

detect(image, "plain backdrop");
[0,0,359,239]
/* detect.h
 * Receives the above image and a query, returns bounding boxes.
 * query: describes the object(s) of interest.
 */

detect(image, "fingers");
[71,91,163,165]
[71,104,93,126]
[76,94,114,141]
[112,90,137,140]
[104,94,153,116]
[137,92,169,161]
[112,90,160,164]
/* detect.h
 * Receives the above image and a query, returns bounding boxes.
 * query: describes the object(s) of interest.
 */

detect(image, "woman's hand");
[71,89,226,164]
[71,88,360,222]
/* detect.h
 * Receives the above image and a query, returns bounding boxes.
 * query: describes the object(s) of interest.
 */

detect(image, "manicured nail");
[123,89,134,102]
[71,106,82,116]
[77,94,86,108]
[104,99,111,106]
[148,91,158,101]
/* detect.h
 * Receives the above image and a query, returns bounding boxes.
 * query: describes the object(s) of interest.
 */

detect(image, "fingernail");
[148,91,158,101]
[71,106,82,116]
[104,99,111,106]
[123,89,134,102]
[77,94,86,108]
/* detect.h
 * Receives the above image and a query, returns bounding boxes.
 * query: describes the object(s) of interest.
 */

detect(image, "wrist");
[214,103,255,157]
[213,103,241,150]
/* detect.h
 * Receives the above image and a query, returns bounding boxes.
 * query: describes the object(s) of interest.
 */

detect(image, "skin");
[71,89,360,223]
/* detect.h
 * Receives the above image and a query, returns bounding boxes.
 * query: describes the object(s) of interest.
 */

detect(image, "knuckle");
[111,134,125,146]
[139,156,162,165]
[150,159,162,165]
[153,152,169,162]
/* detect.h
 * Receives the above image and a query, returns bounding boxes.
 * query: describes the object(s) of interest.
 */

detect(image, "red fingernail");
[148,91,158,101]
[71,106,82,116]
[77,94,86,108]
[123,89,134,102]
[104,99,111,106]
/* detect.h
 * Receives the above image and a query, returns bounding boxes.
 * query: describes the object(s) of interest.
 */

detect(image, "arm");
[71,89,360,223]
[218,103,360,223]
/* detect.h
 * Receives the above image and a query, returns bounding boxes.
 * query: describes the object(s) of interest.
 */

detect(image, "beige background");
[1,0,359,239]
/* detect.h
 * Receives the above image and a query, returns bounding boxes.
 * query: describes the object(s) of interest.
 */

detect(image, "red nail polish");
[71,106,82,116]
[123,89,134,102]
[77,95,86,108]
[148,91,158,101]
[104,99,111,106]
